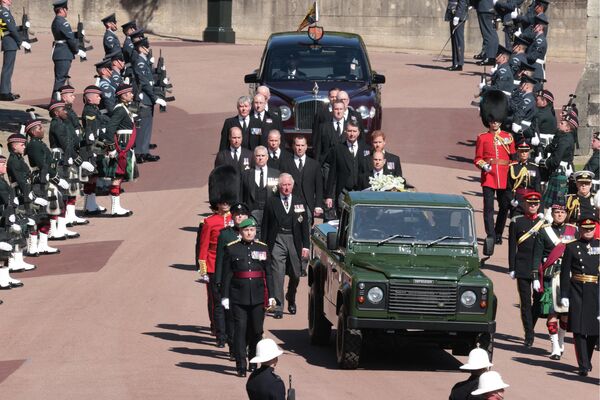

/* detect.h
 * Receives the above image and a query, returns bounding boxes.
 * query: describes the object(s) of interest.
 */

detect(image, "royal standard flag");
[297,1,319,31]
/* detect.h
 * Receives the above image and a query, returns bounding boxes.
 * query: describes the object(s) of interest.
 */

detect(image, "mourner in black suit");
[248,93,284,150]
[325,121,370,211]
[370,130,403,177]
[280,135,323,219]
[359,150,396,188]
[311,87,340,143]
[560,216,600,377]
[314,100,347,165]
[266,129,293,171]
[214,126,253,172]
[261,173,310,319]
[221,218,276,377]
[241,146,280,236]
[337,90,365,132]
[218,95,253,151]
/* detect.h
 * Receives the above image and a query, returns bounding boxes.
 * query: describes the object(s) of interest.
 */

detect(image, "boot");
[26,234,39,257]
[549,333,561,360]
[9,251,36,272]
[66,204,89,225]
[58,217,80,239]
[0,266,23,289]
[49,218,66,241]
[111,195,133,217]
[84,193,106,215]
[558,327,566,354]
[38,233,60,255]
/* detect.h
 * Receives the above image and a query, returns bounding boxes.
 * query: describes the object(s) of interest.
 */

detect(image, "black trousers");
[482,187,510,239]
[0,50,16,94]
[574,333,598,371]
[232,303,264,366]
[449,21,465,67]
[206,273,226,341]
[53,59,72,93]
[517,278,541,340]
[477,12,499,59]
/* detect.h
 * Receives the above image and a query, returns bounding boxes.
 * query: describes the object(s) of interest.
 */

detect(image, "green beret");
[239,218,257,229]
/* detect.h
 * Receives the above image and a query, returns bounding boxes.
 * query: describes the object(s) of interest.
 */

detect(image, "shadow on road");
[270,328,463,371]
[169,263,197,271]
[406,63,450,71]
[457,140,477,147]
[179,226,199,233]
[446,155,474,164]
[176,361,238,376]
[547,371,600,385]
[494,333,548,356]
[456,175,480,183]
[170,346,230,361]
[480,263,508,274]
[156,323,211,334]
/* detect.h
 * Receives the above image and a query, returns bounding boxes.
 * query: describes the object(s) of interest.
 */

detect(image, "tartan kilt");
[542,174,568,208]
[101,150,137,181]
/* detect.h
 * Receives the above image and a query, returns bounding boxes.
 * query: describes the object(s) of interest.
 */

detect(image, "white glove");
[533,280,541,291]
[155,98,167,107]
[10,224,22,234]
[511,198,519,207]
[21,41,31,50]
[509,271,516,280]
[162,77,169,85]
[561,298,569,308]
[493,0,498,4]
[221,298,230,310]
[482,163,492,172]
[0,242,13,252]
[58,179,69,190]
[593,191,600,208]
[81,161,95,172]
[8,214,16,223]
[515,27,522,37]
[124,77,130,84]
[537,212,545,219]
[27,218,35,226]
[34,197,49,207]
[108,150,118,158]
[13,197,19,205]
[25,21,30,28]
[149,56,155,64]
[511,9,518,19]
[452,17,459,26]
[268,298,277,308]
[479,82,485,89]
[77,49,87,59]
[534,155,543,164]
[490,66,497,74]
[80,29,86,36]
[531,135,540,146]
[89,133,95,141]
[512,122,522,134]
[67,157,74,165]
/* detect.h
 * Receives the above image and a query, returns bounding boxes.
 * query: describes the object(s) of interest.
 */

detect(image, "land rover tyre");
[336,310,362,369]
[308,281,331,345]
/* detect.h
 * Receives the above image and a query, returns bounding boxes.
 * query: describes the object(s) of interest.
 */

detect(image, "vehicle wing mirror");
[244,73,259,84]
[326,231,338,250]
[372,73,386,84]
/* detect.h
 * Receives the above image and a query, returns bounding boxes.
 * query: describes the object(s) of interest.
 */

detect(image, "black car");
[244,31,385,147]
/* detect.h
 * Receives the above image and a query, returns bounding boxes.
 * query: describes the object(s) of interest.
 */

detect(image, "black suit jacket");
[326,142,370,199]
[368,151,403,177]
[314,120,346,164]
[240,167,280,211]
[214,148,253,173]
[280,155,324,214]
[218,115,251,152]
[267,148,293,171]
[358,167,395,189]
[251,110,284,149]
[261,194,310,258]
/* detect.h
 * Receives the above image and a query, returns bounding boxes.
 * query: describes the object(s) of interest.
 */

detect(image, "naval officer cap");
[573,170,594,183]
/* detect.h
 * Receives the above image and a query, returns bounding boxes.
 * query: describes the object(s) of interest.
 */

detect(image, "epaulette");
[511,215,524,223]
[255,240,267,246]
[541,223,552,228]
[85,115,96,120]
[227,239,241,246]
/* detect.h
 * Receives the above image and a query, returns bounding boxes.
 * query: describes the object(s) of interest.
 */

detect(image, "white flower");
[369,175,406,192]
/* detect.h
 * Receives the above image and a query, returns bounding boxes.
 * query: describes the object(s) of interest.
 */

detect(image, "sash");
[537,224,577,291]
[517,218,545,245]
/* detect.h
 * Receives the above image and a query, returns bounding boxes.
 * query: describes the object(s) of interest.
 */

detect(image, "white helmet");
[459,348,493,370]
[471,371,509,395]
[249,338,284,364]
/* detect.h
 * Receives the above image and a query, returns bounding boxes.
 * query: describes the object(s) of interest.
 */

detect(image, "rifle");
[152,49,175,112]
[18,8,38,53]
[75,14,93,62]
[561,94,579,149]
[287,375,296,400]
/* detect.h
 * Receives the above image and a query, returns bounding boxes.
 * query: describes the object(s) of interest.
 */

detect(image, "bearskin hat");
[480,90,508,127]
[208,165,239,209]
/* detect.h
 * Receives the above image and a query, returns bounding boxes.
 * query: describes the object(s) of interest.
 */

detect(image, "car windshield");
[351,205,475,244]
[264,44,368,82]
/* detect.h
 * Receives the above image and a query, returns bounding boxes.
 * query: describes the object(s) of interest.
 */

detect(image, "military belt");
[117,129,133,134]
[571,274,598,284]
[485,158,511,166]
[233,271,265,279]
[53,40,66,44]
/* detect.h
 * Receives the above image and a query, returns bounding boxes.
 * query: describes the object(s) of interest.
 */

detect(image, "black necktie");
[298,157,303,172]
[284,196,289,210]
[272,152,278,161]
[337,121,342,137]
[242,118,247,133]
[233,149,239,162]
[260,168,265,188]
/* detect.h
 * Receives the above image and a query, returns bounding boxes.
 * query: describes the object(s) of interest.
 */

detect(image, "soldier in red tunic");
[198,165,238,345]
[474,90,516,256]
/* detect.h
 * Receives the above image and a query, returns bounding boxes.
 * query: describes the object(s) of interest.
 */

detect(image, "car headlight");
[357,105,369,120]
[460,290,477,307]
[367,286,384,304]
[279,105,291,121]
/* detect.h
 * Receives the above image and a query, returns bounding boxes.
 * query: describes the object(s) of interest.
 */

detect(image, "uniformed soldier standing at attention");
[0,155,23,291]
[525,14,548,90]
[473,0,498,66]
[444,0,468,71]
[101,13,120,57]
[474,90,516,255]
[449,347,492,400]
[566,171,598,223]
[221,218,276,377]
[120,21,137,66]
[96,59,116,114]
[50,0,86,98]
[560,215,599,376]
[480,45,514,97]
[507,142,541,214]
[0,0,31,101]
[246,338,286,400]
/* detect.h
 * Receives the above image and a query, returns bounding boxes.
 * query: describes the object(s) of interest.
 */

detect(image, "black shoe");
[149,143,158,150]
[524,337,534,348]
[84,209,104,216]
[473,53,484,60]
[216,339,226,348]
[577,368,589,377]
[10,281,24,288]
[301,270,307,277]
[249,363,257,372]
[448,65,463,71]
[273,311,283,319]
[288,303,297,315]
[0,284,11,290]
[237,368,247,377]
[495,236,503,245]
[550,354,561,360]
[0,93,18,101]
[135,154,145,164]
[144,154,160,162]
[11,93,20,99]
[229,350,236,361]
[477,58,495,66]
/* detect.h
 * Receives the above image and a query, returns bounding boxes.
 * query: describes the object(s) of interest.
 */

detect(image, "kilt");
[102,150,137,181]
[542,174,568,208]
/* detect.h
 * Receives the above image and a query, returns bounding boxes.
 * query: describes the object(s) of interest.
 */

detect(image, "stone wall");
[16,0,588,59]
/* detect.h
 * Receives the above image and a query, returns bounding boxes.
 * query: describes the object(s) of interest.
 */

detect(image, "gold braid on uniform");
[255,240,267,246]
[198,260,208,275]
[494,132,512,155]
[509,164,529,192]
[226,239,241,246]
[566,195,579,221]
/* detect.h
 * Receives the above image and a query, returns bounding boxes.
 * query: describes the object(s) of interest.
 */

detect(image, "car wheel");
[336,310,362,369]
[308,282,331,345]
